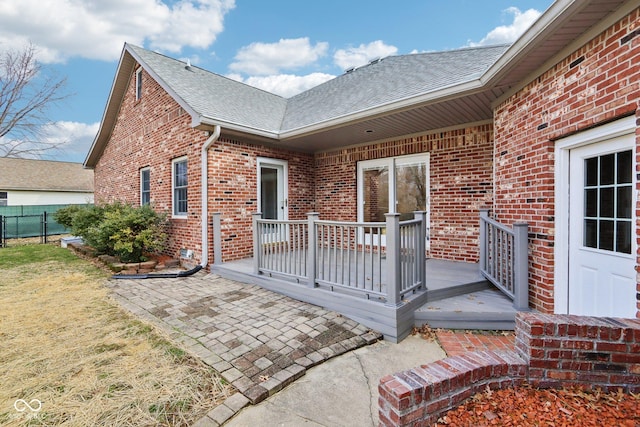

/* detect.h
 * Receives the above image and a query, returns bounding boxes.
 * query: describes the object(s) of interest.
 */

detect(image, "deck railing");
[251,212,428,305]
[479,209,529,310]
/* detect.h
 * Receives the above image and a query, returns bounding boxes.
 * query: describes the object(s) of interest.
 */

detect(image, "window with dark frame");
[140,167,150,205]
[172,157,187,217]
[0,191,7,206]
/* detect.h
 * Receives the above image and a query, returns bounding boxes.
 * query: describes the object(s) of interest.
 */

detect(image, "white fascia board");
[480,0,577,87]
[277,78,485,140]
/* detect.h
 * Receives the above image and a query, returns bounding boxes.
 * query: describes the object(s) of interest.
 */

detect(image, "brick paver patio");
[106,272,381,405]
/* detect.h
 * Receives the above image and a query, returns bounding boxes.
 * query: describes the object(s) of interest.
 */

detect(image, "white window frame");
[357,153,430,247]
[140,167,150,206]
[357,153,430,221]
[135,68,142,101]
[172,156,188,218]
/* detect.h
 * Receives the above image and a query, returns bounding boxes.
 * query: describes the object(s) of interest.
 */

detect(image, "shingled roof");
[85,0,632,166]
[0,158,94,192]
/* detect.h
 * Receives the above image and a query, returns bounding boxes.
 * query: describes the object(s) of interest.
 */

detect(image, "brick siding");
[379,312,640,426]
[315,124,494,262]
[493,8,640,314]
[94,65,314,264]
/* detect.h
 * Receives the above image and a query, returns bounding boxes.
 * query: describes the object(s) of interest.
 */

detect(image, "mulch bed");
[436,384,639,426]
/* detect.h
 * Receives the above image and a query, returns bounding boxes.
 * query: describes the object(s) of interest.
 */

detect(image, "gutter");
[112,125,220,280]
[200,125,221,268]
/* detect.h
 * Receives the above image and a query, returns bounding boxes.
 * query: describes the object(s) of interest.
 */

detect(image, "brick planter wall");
[379,312,640,426]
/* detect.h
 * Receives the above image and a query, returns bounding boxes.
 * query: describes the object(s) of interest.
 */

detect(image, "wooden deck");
[212,257,520,341]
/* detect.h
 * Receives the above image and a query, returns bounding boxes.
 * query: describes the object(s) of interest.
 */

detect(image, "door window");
[583,150,632,254]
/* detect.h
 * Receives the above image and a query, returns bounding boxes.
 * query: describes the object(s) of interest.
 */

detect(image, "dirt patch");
[0,244,233,426]
[436,385,640,426]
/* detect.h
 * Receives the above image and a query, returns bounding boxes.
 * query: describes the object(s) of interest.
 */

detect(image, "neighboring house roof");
[0,158,94,192]
[85,0,633,166]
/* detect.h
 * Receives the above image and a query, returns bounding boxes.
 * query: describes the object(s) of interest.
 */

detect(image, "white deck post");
[252,212,262,275]
[513,222,529,311]
[385,213,401,306]
[414,211,427,289]
[307,213,319,288]
[479,209,489,273]
[212,212,222,265]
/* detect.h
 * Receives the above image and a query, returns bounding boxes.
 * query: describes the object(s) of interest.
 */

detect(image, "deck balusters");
[251,211,429,303]
[479,209,529,310]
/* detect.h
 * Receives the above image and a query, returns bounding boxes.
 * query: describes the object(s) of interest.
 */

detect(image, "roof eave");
[84,43,203,168]
[278,78,485,140]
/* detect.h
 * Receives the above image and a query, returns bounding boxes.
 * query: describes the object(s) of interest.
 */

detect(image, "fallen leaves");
[435,385,640,426]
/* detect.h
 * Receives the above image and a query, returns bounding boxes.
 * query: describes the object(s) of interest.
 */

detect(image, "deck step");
[415,288,518,330]
[425,279,491,302]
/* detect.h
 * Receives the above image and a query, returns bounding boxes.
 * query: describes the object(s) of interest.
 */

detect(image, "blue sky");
[0,0,554,163]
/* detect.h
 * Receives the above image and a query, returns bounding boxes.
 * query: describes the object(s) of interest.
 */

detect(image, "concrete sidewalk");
[223,335,446,426]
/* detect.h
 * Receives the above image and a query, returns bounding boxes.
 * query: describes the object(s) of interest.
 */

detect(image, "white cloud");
[229,38,329,75]
[227,72,335,98]
[0,121,99,162]
[0,0,235,63]
[43,121,100,162]
[468,7,542,46]
[333,40,398,70]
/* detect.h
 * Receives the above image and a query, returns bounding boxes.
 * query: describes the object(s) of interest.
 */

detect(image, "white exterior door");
[568,134,636,317]
[257,158,288,221]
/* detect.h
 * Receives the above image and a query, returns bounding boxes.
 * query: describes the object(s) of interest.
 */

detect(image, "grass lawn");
[0,243,232,426]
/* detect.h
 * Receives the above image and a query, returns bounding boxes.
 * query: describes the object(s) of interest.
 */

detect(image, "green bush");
[54,202,167,263]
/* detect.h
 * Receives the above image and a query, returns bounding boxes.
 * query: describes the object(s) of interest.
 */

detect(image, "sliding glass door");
[357,154,429,244]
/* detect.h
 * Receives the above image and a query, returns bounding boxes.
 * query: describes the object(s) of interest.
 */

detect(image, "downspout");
[200,125,221,268]
[112,124,221,280]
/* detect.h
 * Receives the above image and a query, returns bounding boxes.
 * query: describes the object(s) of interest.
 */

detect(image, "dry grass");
[0,244,233,426]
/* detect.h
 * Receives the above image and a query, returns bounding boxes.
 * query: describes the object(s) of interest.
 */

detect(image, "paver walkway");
[106,272,381,406]
[436,329,515,356]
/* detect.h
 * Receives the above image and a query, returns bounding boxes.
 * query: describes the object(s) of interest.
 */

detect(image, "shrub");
[54,202,167,263]
[53,204,86,229]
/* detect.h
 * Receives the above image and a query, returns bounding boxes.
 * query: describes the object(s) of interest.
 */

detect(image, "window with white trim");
[0,191,7,206]
[140,167,150,205]
[172,157,188,217]
[135,68,142,100]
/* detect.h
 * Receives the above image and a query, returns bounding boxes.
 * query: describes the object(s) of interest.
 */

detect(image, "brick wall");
[379,312,640,426]
[94,63,315,264]
[315,124,494,262]
[516,312,640,391]
[493,8,640,314]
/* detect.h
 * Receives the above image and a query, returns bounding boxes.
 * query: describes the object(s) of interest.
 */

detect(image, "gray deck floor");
[216,257,484,290]
[214,257,519,331]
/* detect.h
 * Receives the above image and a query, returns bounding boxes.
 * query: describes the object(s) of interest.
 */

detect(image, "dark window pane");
[585,157,598,186]
[599,187,614,218]
[599,220,614,251]
[585,188,598,217]
[616,220,631,254]
[584,219,597,248]
[600,153,615,185]
[617,150,632,184]
[617,186,632,219]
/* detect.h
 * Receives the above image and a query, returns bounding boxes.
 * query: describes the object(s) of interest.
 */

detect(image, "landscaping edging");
[379,312,640,426]
[67,242,180,274]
